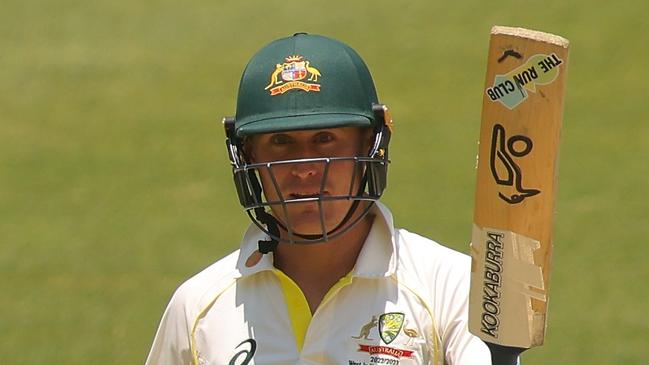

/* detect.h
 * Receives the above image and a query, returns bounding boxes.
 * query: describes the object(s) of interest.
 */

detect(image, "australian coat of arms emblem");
[265,55,322,95]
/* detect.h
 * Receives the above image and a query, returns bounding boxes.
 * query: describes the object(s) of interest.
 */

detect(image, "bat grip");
[485,342,525,365]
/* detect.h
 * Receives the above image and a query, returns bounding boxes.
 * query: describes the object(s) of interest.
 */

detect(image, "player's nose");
[290,161,319,179]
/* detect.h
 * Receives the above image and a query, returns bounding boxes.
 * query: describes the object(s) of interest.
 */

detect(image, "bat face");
[469,26,569,350]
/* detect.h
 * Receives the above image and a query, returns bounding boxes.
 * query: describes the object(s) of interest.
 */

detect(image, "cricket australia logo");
[378,312,405,344]
[351,313,418,362]
[265,55,322,95]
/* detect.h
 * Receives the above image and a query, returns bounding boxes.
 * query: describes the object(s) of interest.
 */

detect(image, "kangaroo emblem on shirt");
[352,315,378,340]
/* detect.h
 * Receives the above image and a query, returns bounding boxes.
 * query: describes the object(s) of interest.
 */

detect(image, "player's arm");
[433,253,491,365]
[145,287,195,365]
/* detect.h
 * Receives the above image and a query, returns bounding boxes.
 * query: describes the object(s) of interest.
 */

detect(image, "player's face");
[247,127,371,237]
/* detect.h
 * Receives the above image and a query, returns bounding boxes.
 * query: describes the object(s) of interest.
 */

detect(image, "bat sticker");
[490,124,540,204]
[486,53,563,109]
[470,224,547,346]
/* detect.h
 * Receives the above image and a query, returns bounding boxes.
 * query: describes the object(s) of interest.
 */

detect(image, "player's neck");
[272,214,373,312]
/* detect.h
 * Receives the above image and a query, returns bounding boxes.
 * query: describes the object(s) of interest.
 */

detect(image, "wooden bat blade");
[469,26,569,350]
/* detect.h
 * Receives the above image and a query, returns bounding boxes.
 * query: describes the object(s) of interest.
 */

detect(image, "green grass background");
[2,0,647,363]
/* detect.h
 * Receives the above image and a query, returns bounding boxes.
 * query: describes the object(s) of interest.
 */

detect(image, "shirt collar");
[351,201,397,278]
[235,201,397,278]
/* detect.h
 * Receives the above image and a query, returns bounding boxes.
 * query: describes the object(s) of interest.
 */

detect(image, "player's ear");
[243,136,257,163]
[360,126,374,154]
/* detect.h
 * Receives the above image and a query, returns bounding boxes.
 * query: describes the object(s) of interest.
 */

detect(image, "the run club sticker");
[486,53,563,109]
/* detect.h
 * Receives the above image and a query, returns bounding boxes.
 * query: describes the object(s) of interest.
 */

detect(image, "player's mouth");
[289,191,329,199]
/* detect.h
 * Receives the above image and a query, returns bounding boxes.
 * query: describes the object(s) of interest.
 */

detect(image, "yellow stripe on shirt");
[273,270,354,352]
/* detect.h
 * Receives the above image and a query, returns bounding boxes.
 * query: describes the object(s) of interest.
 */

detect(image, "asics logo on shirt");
[228,339,256,365]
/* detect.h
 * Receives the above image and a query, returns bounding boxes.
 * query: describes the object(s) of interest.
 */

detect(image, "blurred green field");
[1,0,648,363]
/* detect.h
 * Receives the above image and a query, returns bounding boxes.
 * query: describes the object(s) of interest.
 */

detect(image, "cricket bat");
[468,26,569,362]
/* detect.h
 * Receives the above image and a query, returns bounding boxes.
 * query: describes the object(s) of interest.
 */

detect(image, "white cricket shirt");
[146,203,491,365]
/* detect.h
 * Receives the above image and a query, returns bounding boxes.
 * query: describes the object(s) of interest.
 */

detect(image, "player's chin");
[284,211,336,234]
[282,201,352,236]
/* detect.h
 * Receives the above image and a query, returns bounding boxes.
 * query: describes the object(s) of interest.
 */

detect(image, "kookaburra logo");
[489,123,540,204]
[265,55,322,95]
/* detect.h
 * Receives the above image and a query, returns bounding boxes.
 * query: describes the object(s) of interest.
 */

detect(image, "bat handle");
[485,342,526,365]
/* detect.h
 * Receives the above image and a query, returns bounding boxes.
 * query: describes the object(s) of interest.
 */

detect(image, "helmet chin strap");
[254,207,280,254]
[248,170,280,254]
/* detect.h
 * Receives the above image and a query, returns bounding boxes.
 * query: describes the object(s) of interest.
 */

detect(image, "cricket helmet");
[223,33,392,250]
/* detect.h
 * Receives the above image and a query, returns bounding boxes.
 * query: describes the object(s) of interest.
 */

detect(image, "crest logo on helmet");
[265,55,322,95]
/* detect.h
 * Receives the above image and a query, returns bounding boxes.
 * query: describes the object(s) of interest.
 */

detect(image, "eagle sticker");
[378,312,405,345]
[265,55,322,95]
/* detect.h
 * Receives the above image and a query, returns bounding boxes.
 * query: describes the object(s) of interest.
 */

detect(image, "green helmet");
[234,32,381,136]
[223,33,392,249]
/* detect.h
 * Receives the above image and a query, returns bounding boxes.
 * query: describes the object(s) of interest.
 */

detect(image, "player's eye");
[313,132,334,144]
[270,134,293,145]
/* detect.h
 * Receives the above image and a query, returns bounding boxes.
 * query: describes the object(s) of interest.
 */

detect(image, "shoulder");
[395,228,471,283]
[394,229,491,362]
[166,249,242,319]
[393,229,473,336]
